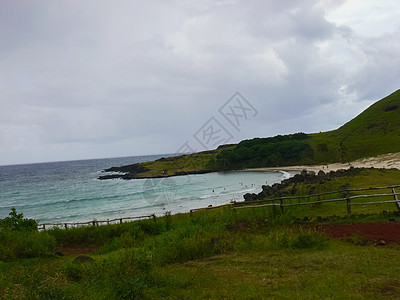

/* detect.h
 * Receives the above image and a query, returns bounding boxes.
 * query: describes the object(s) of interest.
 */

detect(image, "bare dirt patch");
[58,245,97,256]
[319,222,400,245]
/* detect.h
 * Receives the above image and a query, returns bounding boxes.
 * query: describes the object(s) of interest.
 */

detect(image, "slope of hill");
[310,89,400,163]
[100,89,400,179]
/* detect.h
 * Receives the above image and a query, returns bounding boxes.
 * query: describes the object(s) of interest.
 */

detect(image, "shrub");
[0,208,38,231]
[291,231,328,249]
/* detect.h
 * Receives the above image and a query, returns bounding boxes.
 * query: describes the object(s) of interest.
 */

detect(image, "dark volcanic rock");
[99,166,214,180]
[244,193,258,201]
[98,163,149,180]
[98,174,127,180]
[174,170,211,176]
[104,163,149,174]
[74,255,94,263]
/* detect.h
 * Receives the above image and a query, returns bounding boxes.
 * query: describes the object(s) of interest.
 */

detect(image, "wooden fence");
[191,185,400,216]
[38,214,156,230]
[38,185,400,230]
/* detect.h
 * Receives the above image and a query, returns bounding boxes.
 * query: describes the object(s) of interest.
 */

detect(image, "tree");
[339,141,348,163]
[317,143,328,163]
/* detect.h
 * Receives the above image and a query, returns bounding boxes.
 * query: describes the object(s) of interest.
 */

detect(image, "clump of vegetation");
[0,207,38,231]
[0,208,56,261]
[215,132,313,169]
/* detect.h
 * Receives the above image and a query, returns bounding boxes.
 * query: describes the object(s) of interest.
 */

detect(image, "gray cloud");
[0,0,399,165]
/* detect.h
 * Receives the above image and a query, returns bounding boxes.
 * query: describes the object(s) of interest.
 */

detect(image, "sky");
[0,0,399,165]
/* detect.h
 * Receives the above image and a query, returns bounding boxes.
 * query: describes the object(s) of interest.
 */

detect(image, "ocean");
[0,155,291,224]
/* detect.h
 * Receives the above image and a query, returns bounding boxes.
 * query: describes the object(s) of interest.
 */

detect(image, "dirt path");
[319,222,400,245]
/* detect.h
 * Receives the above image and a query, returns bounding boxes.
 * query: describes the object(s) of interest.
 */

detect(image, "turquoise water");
[0,155,289,224]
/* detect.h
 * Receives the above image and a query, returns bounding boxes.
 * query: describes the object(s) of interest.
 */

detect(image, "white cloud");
[0,0,399,165]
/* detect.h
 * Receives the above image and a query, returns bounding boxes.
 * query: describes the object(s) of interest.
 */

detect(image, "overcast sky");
[0,0,399,165]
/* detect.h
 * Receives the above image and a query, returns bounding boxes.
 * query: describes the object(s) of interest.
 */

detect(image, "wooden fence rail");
[37,185,400,230]
[235,185,400,207]
[39,214,156,230]
[233,185,400,215]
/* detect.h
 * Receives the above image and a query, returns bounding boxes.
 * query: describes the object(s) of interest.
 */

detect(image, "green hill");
[216,89,400,168]
[310,89,400,163]
[100,89,400,178]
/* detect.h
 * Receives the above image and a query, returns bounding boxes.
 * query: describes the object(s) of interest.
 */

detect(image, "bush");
[0,208,38,231]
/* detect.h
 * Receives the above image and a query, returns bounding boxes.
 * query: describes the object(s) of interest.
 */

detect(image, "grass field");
[1,210,400,299]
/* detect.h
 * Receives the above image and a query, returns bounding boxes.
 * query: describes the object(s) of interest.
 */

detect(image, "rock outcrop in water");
[98,163,212,180]
[98,163,149,180]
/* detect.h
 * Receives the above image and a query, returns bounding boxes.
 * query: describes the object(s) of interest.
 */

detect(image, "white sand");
[246,152,400,173]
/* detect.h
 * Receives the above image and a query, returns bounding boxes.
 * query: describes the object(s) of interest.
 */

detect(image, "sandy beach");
[247,152,400,173]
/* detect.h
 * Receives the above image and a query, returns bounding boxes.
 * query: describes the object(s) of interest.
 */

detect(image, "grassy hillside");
[100,89,400,178]
[215,89,400,169]
[310,89,400,163]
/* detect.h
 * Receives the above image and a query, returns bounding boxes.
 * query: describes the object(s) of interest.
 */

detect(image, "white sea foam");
[279,170,292,180]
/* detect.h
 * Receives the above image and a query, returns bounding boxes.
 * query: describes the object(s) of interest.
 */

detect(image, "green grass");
[150,243,400,299]
[308,89,400,163]
[1,203,400,299]
[2,218,400,299]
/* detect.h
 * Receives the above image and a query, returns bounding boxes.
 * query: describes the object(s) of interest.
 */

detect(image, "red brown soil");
[58,245,97,255]
[319,222,400,244]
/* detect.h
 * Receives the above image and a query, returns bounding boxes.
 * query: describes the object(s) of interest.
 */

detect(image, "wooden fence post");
[392,187,400,211]
[346,190,351,216]
[92,220,96,227]
[153,214,157,222]
[120,218,123,224]
[64,223,68,229]
[279,198,284,214]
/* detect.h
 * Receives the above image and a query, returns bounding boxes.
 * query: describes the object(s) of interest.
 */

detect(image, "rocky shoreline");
[243,167,366,201]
